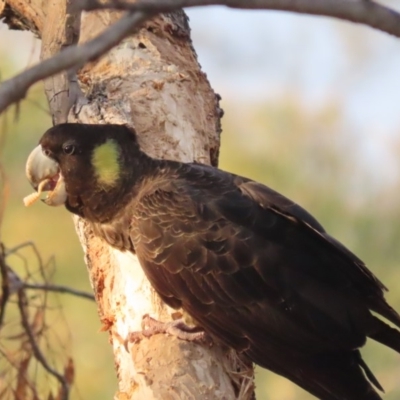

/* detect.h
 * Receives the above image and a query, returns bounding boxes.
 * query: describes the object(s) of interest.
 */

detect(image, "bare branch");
[0,11,149,114]
[23,282,95,301]
[0,244,9,327]
[81,0,400,38]
[5,241,45,267]
[2,241,93,300]
[0,239,78,398]
[1,0,399,115]
[17,290,70,400]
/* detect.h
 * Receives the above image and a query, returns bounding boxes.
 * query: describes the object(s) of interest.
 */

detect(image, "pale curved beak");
[25,145,67,206]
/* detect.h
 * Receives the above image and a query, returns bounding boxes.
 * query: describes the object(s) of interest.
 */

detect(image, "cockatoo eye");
[62,143,76,155]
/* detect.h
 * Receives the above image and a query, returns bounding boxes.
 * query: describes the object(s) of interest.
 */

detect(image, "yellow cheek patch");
[91,140,121,187]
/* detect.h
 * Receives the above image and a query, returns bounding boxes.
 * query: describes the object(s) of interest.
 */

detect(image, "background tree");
[1,1,400,399]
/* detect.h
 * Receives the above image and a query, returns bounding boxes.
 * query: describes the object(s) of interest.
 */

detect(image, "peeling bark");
[0,0,43,35]
[2,2,254,399]
[40,0,81,124]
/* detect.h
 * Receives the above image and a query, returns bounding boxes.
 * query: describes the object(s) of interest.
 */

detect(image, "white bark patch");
[109,248,161,333]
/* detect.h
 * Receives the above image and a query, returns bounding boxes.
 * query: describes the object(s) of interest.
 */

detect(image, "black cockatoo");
[25,123,400,400]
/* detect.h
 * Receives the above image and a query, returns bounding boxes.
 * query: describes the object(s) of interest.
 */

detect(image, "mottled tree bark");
[1,2,254,399]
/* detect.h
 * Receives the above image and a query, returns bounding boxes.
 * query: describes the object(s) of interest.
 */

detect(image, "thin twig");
[17,290,69,400]
[0,347,40,396]
[0,11,150,114]
[80,0,400,38]
[0,244,9,327]
[3,244,93,300]
[6,241,44,266]
[23,283,95,301]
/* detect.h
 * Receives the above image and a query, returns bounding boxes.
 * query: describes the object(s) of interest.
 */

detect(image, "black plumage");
[26,123,400,400]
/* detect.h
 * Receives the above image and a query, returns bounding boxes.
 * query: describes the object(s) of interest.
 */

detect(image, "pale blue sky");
[185,4,400,185]
[187,5,400,134]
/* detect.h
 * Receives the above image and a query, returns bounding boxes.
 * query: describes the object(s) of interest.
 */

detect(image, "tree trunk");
[1,2,255,399]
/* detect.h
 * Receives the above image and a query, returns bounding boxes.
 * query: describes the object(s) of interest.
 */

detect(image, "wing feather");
[126,162,400,399]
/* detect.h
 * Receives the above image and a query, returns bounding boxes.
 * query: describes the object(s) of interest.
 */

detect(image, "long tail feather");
[370,316,400,353]
[247,348,382,400]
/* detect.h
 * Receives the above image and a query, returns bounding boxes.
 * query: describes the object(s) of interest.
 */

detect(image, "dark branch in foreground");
[0,11,149,114]
[80,0,400,38]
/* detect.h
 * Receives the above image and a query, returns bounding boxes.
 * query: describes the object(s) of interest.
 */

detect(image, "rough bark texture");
[1,2,254,399]
[0,0,43,35]
[40,0,81,125]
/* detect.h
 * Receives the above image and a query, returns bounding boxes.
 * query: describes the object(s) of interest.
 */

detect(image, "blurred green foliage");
[1,59,400,400]
[220,97,400,399]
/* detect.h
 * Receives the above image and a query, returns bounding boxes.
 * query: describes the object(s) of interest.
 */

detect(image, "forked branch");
[0,0,399,115]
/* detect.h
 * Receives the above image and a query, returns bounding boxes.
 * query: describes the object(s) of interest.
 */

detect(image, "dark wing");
[235,177,400,325]
[130,163,400,400]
